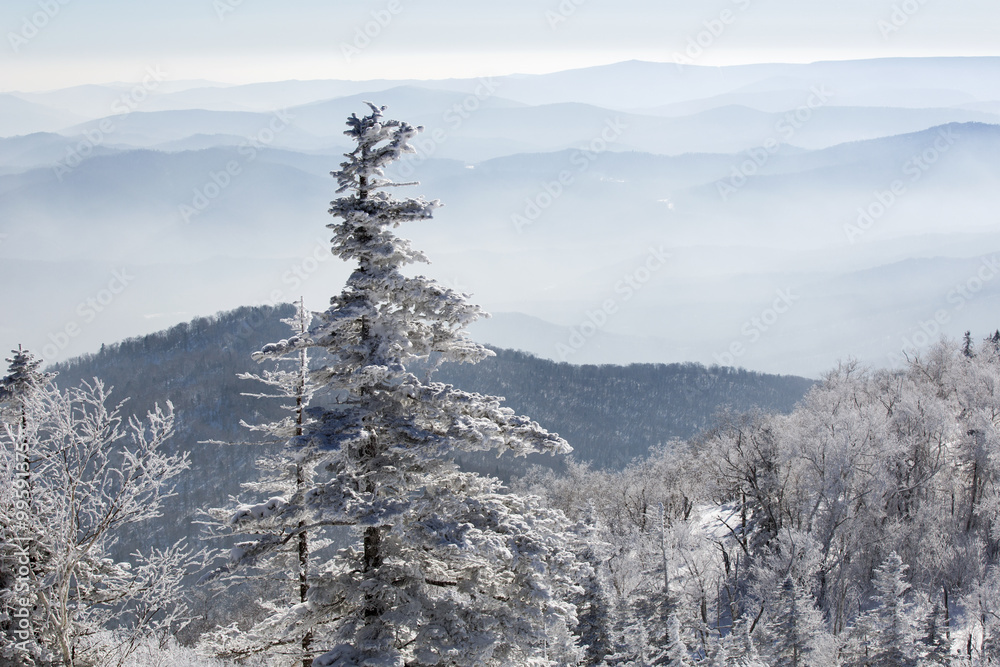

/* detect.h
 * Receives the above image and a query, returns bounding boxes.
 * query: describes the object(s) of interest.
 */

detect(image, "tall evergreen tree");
[842,600,878,667]
[0,346,52,521]
[0,346,51,412]
[842,553,918,667]
[962,331,974,358]
[870,552,917,667]
[920,602,950,665]
[708,636,730,667]
[662,614,691,666]
[571,510,614,667]
[0,346,51,665]
[764,577,832,667]
[202,299,328,667]
[232,104,583,666]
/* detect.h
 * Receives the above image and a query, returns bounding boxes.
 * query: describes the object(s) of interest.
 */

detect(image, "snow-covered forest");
[3,104,1000,667]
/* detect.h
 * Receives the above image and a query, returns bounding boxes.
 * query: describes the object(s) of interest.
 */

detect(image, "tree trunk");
[296,304,312,667]
[943,585,950,646]
[966,460,979,533]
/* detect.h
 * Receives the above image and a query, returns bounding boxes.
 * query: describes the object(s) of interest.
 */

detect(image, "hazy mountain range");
[2,57,999,377]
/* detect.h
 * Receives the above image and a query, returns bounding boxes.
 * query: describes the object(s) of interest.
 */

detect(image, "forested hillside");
[519,332,1000,665]
[49,305,297,553]
[47,304,813,550]
[33,310,1000,664]
[433,348,814,471]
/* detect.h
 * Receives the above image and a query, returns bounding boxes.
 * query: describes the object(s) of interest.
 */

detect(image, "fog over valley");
[2,58,1000,377]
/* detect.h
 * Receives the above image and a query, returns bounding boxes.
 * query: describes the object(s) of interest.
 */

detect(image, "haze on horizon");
[2,0,1000,90]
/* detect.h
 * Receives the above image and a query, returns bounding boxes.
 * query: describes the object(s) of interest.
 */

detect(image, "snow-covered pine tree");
[869,551,917,667]
[707,636,729,667]
[0,345,52,529]
[245,103,583,666]
[841,604,877,667]
[842,551,917,667]
[0,346,51,665]
[573,511,614,667]
[202,299,330,667]
[662,614,691,666]
[919,602,951,665]
[763,577,832,667]
[729,619,766,667]
[0,345,51,418]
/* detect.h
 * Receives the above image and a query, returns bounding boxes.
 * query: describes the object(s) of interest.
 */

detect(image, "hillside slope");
[47,304,814,549]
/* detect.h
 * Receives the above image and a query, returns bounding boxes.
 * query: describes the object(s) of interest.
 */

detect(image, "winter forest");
[3,100,1000,667]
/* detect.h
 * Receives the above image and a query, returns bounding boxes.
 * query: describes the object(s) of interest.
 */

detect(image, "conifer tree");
[0,346,51,664]
[920,602,950,665]
[870,552,916,667]
[764,577,832,667]
[662,614,691,666]
[842,605,878,667]
[842,551,916,667]
[708,636,730,667]
[574,533,614,666]
[843,552,917,667]
[0,346,51,417]
[734,619,768,667]
[0,345,52,531]
[202,299,327,667]
[230,104,583,666]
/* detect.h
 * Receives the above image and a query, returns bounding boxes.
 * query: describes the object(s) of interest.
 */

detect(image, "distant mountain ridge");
[2,121,998,376]
[3,57,999,377]
[16,56,998,116]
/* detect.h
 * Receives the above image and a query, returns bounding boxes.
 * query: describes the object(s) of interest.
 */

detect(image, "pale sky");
[2,0,999,91]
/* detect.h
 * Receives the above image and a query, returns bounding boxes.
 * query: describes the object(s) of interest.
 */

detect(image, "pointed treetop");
[873,550,910,601]
[334,102,427,198]
[1,344,53,404]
